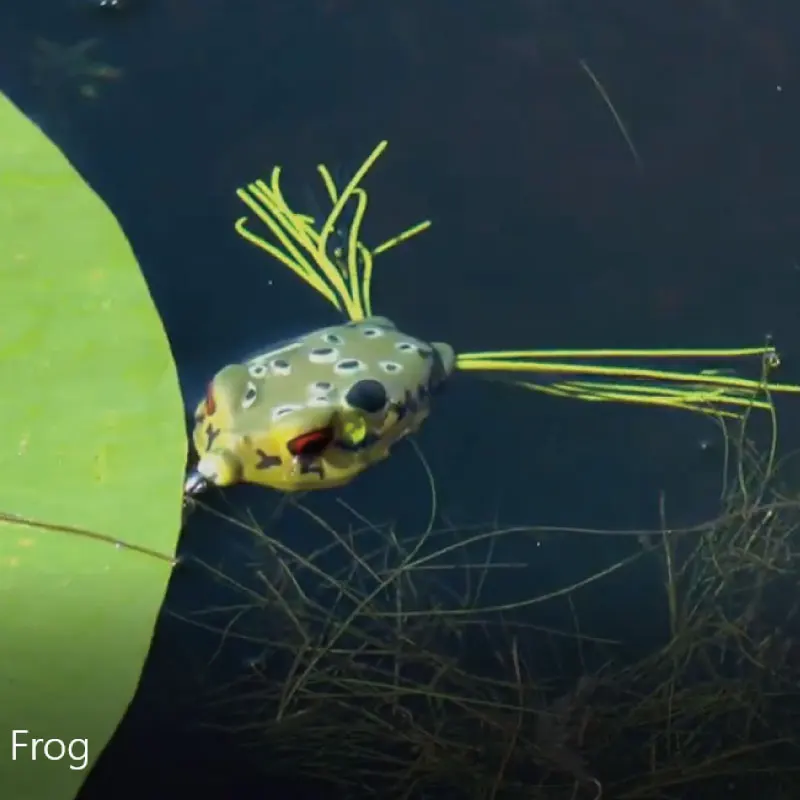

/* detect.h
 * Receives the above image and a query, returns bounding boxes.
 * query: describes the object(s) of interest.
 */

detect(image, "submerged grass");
[176,411,800,799]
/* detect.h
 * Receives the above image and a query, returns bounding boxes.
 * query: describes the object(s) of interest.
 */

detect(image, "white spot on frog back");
[271,403,303,421]
[306,380,338,407]
[309,347,340,364]
[242,381,258,409]
[361,326,385,338]
[248,363,268,378]
[270,358,292,376]
[379,360,403,374]
[334,358,367,376]
[307,396,333,407]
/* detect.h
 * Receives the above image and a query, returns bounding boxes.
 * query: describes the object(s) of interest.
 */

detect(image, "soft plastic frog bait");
[185,141,800,498]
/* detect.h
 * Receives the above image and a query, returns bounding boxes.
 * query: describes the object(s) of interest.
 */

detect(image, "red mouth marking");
[287,427,334,458]
[205,383,217,414]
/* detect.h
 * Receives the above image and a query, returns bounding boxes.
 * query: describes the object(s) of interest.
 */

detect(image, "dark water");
[3,1,800,797]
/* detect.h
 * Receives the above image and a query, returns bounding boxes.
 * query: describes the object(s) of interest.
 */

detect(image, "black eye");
[345,379,388,413]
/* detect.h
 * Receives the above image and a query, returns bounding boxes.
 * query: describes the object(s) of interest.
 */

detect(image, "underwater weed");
[580,413,800,799]
[176,412,800,798]
[175,495,626,795]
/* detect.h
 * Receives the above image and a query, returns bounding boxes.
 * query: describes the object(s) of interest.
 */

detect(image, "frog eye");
[309,347,339,364]
[345,379,388,413]
[270,359,291,376]
[242,381,258,409]
[271,404,303,421]
[395,342,418,354]
[248,363,268,378]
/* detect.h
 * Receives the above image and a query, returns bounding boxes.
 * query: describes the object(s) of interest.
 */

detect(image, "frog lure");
[185,140,800,498]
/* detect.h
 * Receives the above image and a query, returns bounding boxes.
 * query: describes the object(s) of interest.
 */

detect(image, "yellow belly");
[238,403,430,492]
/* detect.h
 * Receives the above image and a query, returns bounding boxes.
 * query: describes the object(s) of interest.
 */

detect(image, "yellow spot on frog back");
[0,556,20,568]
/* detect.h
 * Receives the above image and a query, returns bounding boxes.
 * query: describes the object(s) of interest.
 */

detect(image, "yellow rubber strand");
[233,140,431,322]
[456,345,800,419]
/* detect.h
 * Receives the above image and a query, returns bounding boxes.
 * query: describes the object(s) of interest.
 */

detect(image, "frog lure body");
[188,317,454,493]
[185,140,800,499]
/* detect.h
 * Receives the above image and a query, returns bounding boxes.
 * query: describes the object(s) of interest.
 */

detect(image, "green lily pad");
[0,92,186,799]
